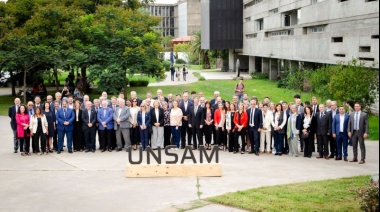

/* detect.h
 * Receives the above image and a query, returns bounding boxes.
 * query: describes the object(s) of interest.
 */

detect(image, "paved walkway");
[0,116,378,212]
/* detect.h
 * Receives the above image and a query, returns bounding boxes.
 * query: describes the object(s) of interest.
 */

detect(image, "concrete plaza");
[0,116,378,212]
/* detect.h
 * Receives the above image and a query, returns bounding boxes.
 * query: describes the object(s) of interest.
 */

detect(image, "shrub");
[198,76,206,81]
[129,80,149,87]
[175,58,187,64]
[162,60,172,72]
[251,72,269,79]
[277,78,287,88]
[193,72,201,78]
[356,180,379,212]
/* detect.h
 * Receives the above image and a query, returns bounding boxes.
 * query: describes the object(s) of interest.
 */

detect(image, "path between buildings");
[0,115,378,212]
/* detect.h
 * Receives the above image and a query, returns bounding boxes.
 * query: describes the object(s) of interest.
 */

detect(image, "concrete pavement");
[0,115,378,212]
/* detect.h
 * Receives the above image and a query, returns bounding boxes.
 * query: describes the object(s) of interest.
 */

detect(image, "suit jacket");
[180,101,193,122]
[29,115,49,134]
[347,111,369,136]
[150,108,164,127]
[137,111,151,127]
[82,108,97,130]
[296,105,304,115]
[246,108,263,129]
[315,111,331,135]
[153,96,169,103]
[113,107,131,129]
[56,107,75,131]
[8,105,18,130]
[188,105,205,128]
[311,104,320,116]
[33,104,43,110]
[301,114,317,133]
[210,99,226,106]
[332,113,350,136]
[97,107,114,130]
[50,101,62,112]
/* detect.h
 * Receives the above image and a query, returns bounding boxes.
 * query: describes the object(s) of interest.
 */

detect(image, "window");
[365,0,378,2]
[255,19,264,31]
[246,33,257,39]
[244,0,263,9]
[269,8,278,15]
[284,14,291,26]
[359,46,371,52]
[371,35,379,39]
[359,57,375,62]
[245,17,252,22]
[282,9,299,27]
[334,54,346,57]
[311,26,325,33]
[269,30,291,37]
[332,37,343,43]
[338,0,349,2]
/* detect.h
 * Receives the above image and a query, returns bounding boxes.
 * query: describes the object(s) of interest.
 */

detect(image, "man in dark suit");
[33,96,43,110]
[210,91,225,107]
[188,98,205,150]
[153,89,169,103]
[247,100,263,156]
[8,98,21,153]
[328,101,339,158]
[82,101,97,152]
[311,97,320,116]
[180,92,193,148]
[282,101,291,153]
[332,106,350,161]
[315,104,331,160]
[130,91,142,106]
[56,100,75,154]
[348,103,369,164]
[97,100,114,152]
[50,92,62,111]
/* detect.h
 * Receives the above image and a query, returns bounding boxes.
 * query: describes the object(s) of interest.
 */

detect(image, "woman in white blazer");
[29,107,49,155]
[260,104,273,154]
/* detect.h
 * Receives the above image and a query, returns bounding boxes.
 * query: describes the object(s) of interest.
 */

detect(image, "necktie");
[64,109,66,118]
[251,109,254,126]
[195,106,198,114]
[355,112,359,130]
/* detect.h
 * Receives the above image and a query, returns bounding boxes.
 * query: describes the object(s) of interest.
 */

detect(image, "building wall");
[242,0,379,68]
[144,4,177,37]
[187,0,202,36]
[178,1,188,37]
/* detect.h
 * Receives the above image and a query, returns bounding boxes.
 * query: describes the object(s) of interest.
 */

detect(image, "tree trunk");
[23,69,27,103]
[53,67,59,91]
[10,70,16,96]
[124,70,128,99]
[81,66,87,93]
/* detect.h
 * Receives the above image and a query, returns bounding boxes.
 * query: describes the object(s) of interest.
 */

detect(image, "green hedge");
[129,80,149,87]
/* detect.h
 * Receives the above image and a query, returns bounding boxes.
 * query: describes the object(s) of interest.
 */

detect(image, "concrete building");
[239,0,379,80]
[144,3,176,37]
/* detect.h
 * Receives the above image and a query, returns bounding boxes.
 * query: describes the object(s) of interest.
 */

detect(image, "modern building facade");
[144,3,176,37]
[202,0,379,79]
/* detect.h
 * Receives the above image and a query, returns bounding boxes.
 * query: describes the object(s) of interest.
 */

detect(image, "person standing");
[214,103,228,151]
[162,102,172,147]
[332,106,350,161]
[56,100,75,154]
[82,101,97,153]
[16,105,30,156]
[182,65,187,81]
[203,101,214,150]
[328,101,338,158]
[348,103,369,164]
[235,79,245,101]
[43,102,55,153]
[189,98,205,150]
[97,101,114,152]
[137,102,151,151]
[170,101,183,149]
[176,67,181,81]
[9,98,21,153]
[180,93,193,148]
[150,100,164,150]
[73,100,83,152]
[271,104,287,156]
[260,104,272,154]
[226,104,236,152]
[287,105,302,157]
[315,104,331,160]
[234,103,248,154]
[301,106,316,158]
[114,99,131,151]
[129,99,140,150]
[170,65,175,81]
[29,107,49,155]
[247,100,263,156]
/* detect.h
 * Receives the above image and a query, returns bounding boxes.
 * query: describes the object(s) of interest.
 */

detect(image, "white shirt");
[88,110,92,121]
[184,101,188,111]
[142,112,146,126]
[250,108,255,127]
[339,114,345,132]
[118,108,122,118]
[303,115,311,129]
[76,110,79,121]
[155,109,159,123]
[219,113,224,128]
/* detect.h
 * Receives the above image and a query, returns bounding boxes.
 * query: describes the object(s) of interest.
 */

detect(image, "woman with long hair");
[73,100,83,152]
[302,105,317,158]
[151,100,164,149]
[214,103,227,151]
[260,104,273,155]
[43,102,55,153]
[203,101,214,150]
[234,103,248,154]
[129,99,140,150]
[271,103,287,156]
[162,102,172,147]
[170,101,183,149]
[137,102,151,151]
[29,107,48,155]
[226,103,236,152]
[16,105,31,156]
[287,105,302,157]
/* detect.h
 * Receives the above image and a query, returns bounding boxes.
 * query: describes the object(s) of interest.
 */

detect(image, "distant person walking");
[235,79,245,101]
[182,65,188,81]
[176,67,181,81]
[170,65,175,81]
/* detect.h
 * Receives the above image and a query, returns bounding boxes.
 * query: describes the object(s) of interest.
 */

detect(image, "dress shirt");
[354,111,361,130]
[184,102,188,111]
[339,115,345,132]
[76,110,79,121]
[142,112,146,126]
[118,108,122,118]
[88,110,91,121]
[155,109,159,122]
[250,108,255,127]
[219,113,224,128]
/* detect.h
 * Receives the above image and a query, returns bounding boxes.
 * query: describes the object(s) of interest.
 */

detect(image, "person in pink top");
[16,105,31,156]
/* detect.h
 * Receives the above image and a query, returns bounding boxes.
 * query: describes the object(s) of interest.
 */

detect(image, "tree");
[191,30,210,69]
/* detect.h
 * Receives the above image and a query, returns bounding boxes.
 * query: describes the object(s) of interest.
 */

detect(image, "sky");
[153,0,178,4]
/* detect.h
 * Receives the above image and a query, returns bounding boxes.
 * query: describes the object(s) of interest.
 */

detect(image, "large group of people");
[8,85,369,164]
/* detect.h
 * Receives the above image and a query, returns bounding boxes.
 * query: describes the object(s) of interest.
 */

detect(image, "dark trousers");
[336,133,348,158]
[284,133,289,153]
[181,121,192,147]
[317,134,329,156]
[352,131,366,160]
[329,134,337,156]
[32,133,39,153]
[140,129,149,150]
[212,126,217,145]
[192,126,203,148]
[84,127,96,151]
[171,126,181,148]
[111,130,116,149]
[53,129,58,150]
[204,125,213,145]
[234,128,246,152]
[273,131,284,154]
[228,130,234,152]
[34,129,47,153]
[299,136,304,151]
[216,127,227,146]
[19,135,30,153]
[304,132,315,157]
[58,129,73,151]
[99,129,112,150]
[73,121,83,151]
[164,126,172,147]
[130,127,139,146]
[248,127,260,153]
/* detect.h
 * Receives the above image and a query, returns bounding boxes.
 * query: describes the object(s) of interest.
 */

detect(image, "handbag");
[302,132,309,139]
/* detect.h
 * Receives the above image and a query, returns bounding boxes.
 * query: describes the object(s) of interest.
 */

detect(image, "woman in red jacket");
[16,105,31,156]
[214,103,227,151]
[234,103,248,154]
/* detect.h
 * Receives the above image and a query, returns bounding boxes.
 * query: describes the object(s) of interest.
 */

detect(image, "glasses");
[29,105,34,107]
[141,106,145,107]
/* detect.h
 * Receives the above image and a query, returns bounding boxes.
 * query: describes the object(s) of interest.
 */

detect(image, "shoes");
[241,151,245,154]
[350,159,358,162]
[21,152,26,156]
[91,150,95,153]
[85,150,90,153]
[316,155,323,159]
[116,148,122,152]
[325,156,329,160]
[329,155,334,159]
[57,151,61,154]
[14,150,18,153]
[344,157,348,162]
[68,150,73,154]
[359,160,365,164]
[255,152,260,156]
[336,157,342,161]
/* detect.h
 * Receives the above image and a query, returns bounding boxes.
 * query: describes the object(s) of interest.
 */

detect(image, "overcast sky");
[153,0,178,4]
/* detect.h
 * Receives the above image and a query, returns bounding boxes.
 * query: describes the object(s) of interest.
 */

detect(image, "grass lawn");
[208,175,371,212]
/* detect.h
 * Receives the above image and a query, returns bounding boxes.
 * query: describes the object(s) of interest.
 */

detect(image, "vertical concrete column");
[229,49,237,72]
[269,58,278,81]
[249,56,256,74]
[262,58,269,74]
